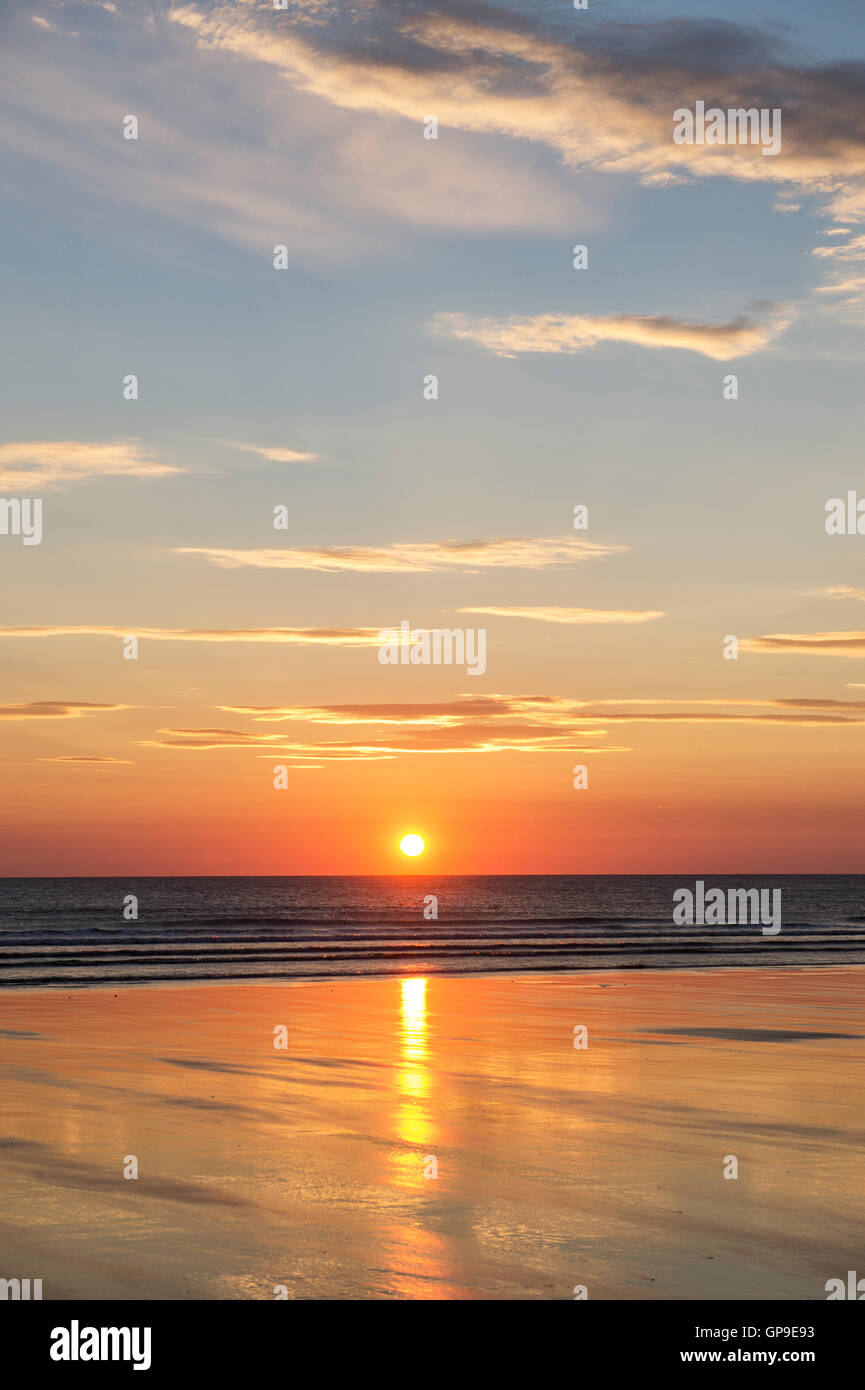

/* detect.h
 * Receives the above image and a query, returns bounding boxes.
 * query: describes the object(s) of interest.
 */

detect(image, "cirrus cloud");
[432,305,793,362]
[742,631,865,657]
[0,625,383,646]
[457,606,665,624]
[0,440,179,489]
[219,440,319,463]
[37,756,133,765]
[0,701,130,719]
[175,537,626,573]
[215,692,865,730]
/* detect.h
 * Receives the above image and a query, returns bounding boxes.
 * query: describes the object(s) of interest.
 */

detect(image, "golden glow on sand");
[399,833,425,857]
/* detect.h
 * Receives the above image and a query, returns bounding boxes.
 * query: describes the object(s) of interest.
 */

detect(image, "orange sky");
[4,650,865,873]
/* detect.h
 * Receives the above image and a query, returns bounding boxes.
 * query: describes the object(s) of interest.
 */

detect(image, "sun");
[399,833,426,857]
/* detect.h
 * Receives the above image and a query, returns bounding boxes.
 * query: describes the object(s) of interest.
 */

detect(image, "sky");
[2,0,865,875]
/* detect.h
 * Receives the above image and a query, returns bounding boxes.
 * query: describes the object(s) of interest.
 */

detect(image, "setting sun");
[399,834,425,857]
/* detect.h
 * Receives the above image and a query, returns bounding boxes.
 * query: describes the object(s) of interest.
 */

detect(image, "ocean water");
[0,875,864,989]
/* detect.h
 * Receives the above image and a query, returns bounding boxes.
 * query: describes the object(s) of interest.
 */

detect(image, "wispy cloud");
[146,724,627,756]
[37,756,133,765]
[1,1,587,263]
[0,626,382,646]
[811,237,865,314]
[458,606,665,625]
[142,728,397,758]
[0,440,179,489]
[144,729,286,750]
[175,537,625,573]
[803,586,865,602]
[742,631,865,657]
[812,234,865,262]
[813,273,865,314]
[137,687,865,763]
[216,692,865,729]
[0,701,129,720]
[432,306,793,361]
[219,695,571,726]
[220,441,318,463]
[580,709,864,724]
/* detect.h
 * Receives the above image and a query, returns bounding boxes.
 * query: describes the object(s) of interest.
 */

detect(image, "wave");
[2,875,864,988]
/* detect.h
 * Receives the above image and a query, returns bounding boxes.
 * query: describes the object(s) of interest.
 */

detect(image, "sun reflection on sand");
[400,978,427,1060]
[388,976,456,1296]
[395,976,433,1146]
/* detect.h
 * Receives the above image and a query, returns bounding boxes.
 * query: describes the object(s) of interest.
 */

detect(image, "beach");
[1,965,862,1300]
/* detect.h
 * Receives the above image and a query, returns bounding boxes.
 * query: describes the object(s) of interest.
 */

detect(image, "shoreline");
[1,956,864,994]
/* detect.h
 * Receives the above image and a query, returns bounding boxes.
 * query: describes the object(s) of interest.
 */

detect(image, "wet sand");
[1,967,863,1300]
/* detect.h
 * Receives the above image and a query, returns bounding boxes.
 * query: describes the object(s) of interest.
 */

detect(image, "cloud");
[812,234,865,262]
[803,585,865,602]
[742,631,865,657]
[770,697,865,711]
[815,280,865,317]
[0,440,179,489]
[0,626,382,645]
[815,276,865,292]
[175,537,626,572]
[811,229,865,313]
[146,695,623,755]
[158,1,865,323]
[6,690,855,767]
[432,306,793,361]
[142,687,865,761]
[6,0,865,323]
[37,756,133,764]
[144,728,286,750]
[143,727,396,758]
[167,2,865,230]
[15,0,865,273]
[0,701,129,720]
[220,694,578,725]
[216,692,865,730]
[147,723,627,756]
[640,172,694,188]
[0,1,588,263]
[220,441,319,463]
[457,606,665,624]
[579,709,863,724]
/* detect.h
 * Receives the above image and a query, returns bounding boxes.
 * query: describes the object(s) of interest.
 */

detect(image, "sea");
[0,875,863,989]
